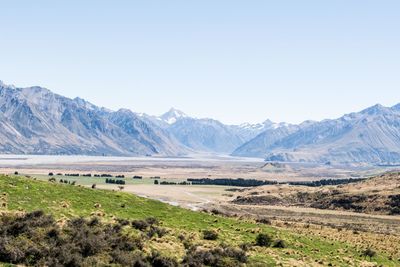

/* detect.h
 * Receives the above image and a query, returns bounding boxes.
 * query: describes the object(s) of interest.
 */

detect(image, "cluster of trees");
[188,178,278,187]
[94,174,113,178]
[48,177,75,185]
[46,172,145,180]
[287,178,366,187]
[105,178,126,185]
[59,179,76,185]
[154,180,190,185]
[47,173,133,178]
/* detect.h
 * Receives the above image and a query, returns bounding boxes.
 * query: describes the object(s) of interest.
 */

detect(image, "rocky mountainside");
[233,104,400,164]
[0,81,186,156]
[1,80,399,163]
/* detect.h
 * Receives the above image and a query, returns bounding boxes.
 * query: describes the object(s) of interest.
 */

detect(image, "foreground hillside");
[0,175,397,266]
[233,172,400,215]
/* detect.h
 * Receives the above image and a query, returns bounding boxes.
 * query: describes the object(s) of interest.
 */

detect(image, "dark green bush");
[132,219,150,231]
[148,226,168,239]
[203,229,219,240]
[239,242,252,252]
[255,233,273,247]
[146,217,159,225]
[183,245,247,267]
[149,252,178,267]
[272,239,287,248]
[256,217,272,225]
[362,248,377,259]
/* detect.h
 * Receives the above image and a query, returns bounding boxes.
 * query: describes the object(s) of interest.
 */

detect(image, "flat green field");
[26,173,159,186]
[0,175,397,266]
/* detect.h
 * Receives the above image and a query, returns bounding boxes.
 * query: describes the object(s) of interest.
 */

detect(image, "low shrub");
[239,242,252,252]
[362,248,377,259]
[148,226,168,239]
[256,217,272,225]
[183,246,247,267]
[272,239,287,248]
[255,233,273,247]
[132,220,150,231]
[146,217,159,225]
[149,252,178,267]
[203,229,219,241]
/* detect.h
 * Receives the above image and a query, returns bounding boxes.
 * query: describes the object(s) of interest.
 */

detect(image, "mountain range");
[233,104,400,164]
[0,80,399,164]
[136,108,273,153]
[0,81,186,156]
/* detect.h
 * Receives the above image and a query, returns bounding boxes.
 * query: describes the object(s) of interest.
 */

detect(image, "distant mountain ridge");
[0,81,187,156]
[1,80,399,164]
[233,104,400,164]
[143,108,274,153]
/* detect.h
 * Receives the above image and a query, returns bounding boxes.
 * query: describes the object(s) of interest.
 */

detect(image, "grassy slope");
[0,175,396,266]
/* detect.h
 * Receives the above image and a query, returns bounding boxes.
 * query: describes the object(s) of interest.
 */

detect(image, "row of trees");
[47,172,142,179]
[154,180,190,185]
[46,171,364,188]
[188,178,278,187]
[59,179,76,185]
[188,177,365,188]
[287,178,366,187]
[105,178,126,185]
[48,177,76,186]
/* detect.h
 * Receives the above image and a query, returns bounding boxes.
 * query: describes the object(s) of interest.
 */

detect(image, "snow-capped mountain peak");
[160,108,188,124]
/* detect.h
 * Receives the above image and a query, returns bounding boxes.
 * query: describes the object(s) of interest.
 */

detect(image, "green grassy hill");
[0,175,397,266]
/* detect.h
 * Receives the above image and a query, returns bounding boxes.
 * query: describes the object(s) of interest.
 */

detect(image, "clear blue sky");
[1,1,399,124]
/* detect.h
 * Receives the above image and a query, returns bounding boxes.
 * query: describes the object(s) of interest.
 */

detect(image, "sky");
[0,1,399,125]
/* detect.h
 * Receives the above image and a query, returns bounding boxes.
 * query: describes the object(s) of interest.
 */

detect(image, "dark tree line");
[157,181,190,185]
[105,178,126,185]
[287,178,365,187]
[188,178,278,187]
[94,174,113,178]
[188,177,365,187]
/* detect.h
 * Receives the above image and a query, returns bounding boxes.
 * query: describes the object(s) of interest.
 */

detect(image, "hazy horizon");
[1,1,399,124]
